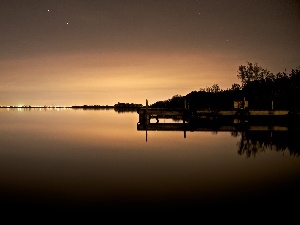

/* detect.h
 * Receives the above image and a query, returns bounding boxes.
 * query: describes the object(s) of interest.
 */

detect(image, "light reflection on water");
[0,108,299,214]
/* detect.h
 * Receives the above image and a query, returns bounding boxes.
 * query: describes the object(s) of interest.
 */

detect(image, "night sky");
[1,0,299,106]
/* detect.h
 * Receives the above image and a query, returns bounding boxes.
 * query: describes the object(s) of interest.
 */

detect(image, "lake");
[0,108,299,217]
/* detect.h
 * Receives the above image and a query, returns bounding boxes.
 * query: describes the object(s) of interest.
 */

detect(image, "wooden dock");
[137,107,291,123]
[137,122,290,132]
[137,106,299,132]
[136,100,300,141]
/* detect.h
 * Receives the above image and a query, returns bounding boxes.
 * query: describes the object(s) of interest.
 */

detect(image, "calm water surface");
[1,108,299,215]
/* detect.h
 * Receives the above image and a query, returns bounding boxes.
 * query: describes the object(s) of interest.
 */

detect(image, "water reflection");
[0,109,299,215]
[236,130,300,157]
[138,118,300,157]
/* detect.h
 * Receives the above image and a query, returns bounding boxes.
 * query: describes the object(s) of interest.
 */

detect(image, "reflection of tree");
[236,131,300,157]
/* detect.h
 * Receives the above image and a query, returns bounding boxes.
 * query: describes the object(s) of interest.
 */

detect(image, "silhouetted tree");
[237,61,273,87]
[211,84,221,93]
[231,83,241,91]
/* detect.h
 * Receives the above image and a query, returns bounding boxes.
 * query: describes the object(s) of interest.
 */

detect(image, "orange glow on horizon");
[0,49,250,106]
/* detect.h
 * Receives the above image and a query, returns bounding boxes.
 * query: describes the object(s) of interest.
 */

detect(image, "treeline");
[114,102,143,108]
[150,62,300,111]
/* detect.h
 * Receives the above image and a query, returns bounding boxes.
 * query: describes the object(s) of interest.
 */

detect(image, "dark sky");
[1,0,299,106]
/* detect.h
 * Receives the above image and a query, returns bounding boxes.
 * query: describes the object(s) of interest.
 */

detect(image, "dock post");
[146,99,150,125]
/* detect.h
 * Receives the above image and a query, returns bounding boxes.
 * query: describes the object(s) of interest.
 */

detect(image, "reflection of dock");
[137,123,290,132]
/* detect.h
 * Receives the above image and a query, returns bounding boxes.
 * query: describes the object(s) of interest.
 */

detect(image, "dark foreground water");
[0,108,299,219]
